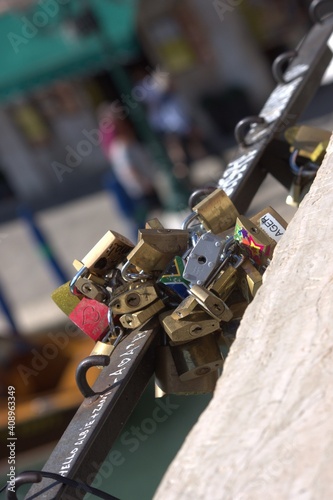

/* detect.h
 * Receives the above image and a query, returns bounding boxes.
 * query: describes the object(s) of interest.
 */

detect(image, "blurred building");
[0,0,311,213]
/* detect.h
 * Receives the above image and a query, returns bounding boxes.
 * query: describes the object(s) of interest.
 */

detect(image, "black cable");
[2,470,120,500]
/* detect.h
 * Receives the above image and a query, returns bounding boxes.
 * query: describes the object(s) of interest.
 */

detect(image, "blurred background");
[0,0,333,498]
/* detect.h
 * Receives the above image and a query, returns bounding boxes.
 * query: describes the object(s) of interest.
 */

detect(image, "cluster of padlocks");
[52,188,288,396]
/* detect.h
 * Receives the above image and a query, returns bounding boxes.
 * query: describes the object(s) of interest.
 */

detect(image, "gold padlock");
[160,310,220,343]
[127,229,189,272]
[75,276,109,302]
[145,218,164,230]
[189,285,233,321]
[110,283,159,314]
[250,207,287,244]
[89,341,115,368]
[170,334,224,381]
[119,299,165,329]
[238,259,262,302]
[285,125,330,163]
[171,295,200,321]
[154,345,218,397]
[193,188,239,234]
[209,265,238,301]
[78,230,134,277]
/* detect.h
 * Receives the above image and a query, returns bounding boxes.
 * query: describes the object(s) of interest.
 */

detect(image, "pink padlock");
[69,297,109,341]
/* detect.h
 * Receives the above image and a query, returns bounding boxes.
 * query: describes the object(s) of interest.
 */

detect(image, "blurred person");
[98,104,160,229]
[133,69,208,180]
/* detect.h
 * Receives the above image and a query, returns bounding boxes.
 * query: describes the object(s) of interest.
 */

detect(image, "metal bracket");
[218,14,333,213]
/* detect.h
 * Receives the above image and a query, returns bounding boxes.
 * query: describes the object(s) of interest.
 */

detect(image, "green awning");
[0,0,139,102]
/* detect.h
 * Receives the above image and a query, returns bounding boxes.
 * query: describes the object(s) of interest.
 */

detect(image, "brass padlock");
[209,265,238,301]
[171,295,200,321]
[110,282,159,314]
[285,125,330,163]
[78,230,134,277]
[238,259,262,302]
[119,299,165,329]
[154,345,218,396]
[127,229,189,272]
[189,285,233,321]
[89,341,115,368]
[234,215,275,265]
[75,276,109,303]
[145,218,164,230]
[160,310,220,343]
[193,188,239,234]
[170,334,224,381]
[250,207,287,243]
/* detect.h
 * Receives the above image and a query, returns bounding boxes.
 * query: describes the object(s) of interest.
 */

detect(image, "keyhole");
[197,256,207,265]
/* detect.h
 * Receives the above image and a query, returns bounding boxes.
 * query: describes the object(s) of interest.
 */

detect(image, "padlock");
[127,229,189,272]
[182,232,224,286]
[170,334,224,381]
[89,341,115,368]
[250,207,287,243]
[154,345,218,396]
[78,230,134,278]
[75,276,109,303]
[160,309,220,343]
[192,188,239,234]
[119,299,165,329]
[51,281,82,315]
[189,285,233,321]
[170,295,200,320]
[285,125,330,163]
[68,297,110,341]
[238,259,262,302]
[145,218,164,230]
[234,215,275,265]
[209,265,238,301]
[158,256,190,300]
[110,282,159,314]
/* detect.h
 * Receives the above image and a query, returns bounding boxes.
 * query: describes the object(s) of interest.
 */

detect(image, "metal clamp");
[309,0,333,24]
[272,50,302,83]
[234,116,267,147]
[6,471,42,499]
[75,355,110,398]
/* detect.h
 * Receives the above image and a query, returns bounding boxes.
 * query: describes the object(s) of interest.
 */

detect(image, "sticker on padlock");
[234,215,275,265]
[170,334,224,381]
[193,188,239,234]
[189,285,233,321]
[154,345,218,397]
[110,283,159,314]
[69,297,110,341]
[51,281,82,315]
[158,256,190,300]
[160,310,220,343]
[119,299,165,329]
[127,229,189,272]
[78,230,134,277]
[250,207,287,243]
[183,232,224,286]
